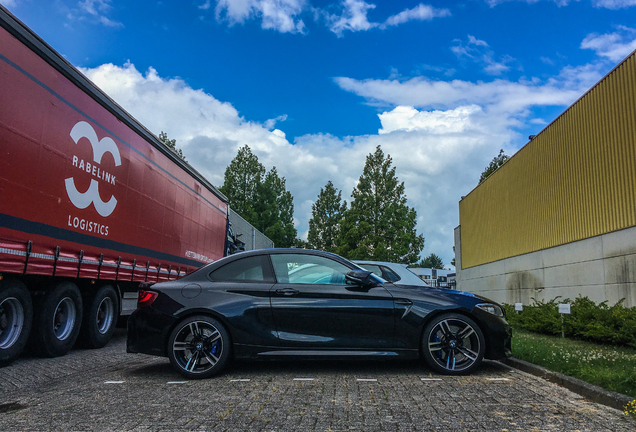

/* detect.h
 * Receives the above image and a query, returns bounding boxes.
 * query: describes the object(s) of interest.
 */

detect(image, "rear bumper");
[126,306,177,357]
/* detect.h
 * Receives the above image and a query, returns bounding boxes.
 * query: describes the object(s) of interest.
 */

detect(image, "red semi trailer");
[0,6,229,365]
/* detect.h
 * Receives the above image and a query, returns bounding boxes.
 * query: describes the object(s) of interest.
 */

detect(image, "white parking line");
[293,378,314,381]
[167,381,187,384]
[421,378,442,381]
[357,378,377,382]
[230,379,251,382]
[104,381,124,384]
[487,378,510,381]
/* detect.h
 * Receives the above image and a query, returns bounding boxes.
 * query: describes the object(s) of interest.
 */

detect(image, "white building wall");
[455,225,636,308]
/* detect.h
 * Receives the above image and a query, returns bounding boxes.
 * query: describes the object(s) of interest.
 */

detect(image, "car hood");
[385,283,501,307]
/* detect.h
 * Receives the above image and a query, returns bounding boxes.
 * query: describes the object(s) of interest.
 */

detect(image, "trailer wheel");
[0,279,33,366]
[30,282,83,357]
[78,285,119,349]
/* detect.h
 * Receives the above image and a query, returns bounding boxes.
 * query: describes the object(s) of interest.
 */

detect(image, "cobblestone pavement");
[1,329,634,431]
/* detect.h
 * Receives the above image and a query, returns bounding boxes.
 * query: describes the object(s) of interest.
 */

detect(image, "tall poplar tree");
[255,167,297,248]
[220,145,265,226]
[337,146,424,264]
[220,146,296,246]
[307,181,347,253]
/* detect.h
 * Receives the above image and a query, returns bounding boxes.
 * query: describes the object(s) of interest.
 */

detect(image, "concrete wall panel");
[457,227,636,308]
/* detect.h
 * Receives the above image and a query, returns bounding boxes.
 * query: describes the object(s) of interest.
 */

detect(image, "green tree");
[255,167,297,248]
[417,253,445,269]
[158,131,186,161]
[337,146,424,264]
[293,238,311,249]
[307,181,347,253]
[220,147,297,247]
[220,145,265,225]
[479,149,509,184]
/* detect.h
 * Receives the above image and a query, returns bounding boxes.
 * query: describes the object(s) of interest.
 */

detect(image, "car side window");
[358,264,383,278]
[381,266,401,283]
[209,256,273,282]
[271,254,351,285]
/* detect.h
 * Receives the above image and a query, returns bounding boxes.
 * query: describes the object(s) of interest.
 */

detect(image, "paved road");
[0,329,634,431]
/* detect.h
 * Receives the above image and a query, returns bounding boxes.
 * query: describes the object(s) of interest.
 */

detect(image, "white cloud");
[72,0,123,27]
[485,0,574,6]
[452,35,517,76]
[381,4,450,28]
[78,55,606,266]
[581,26,636,62]
[593,0,636,8]
[323,1,449,36]
[213,0,306,33]
[2,0,17,8]
[326,0,377,36]
[99,16,124,28]
[467,35,488,47]
[199,0,212,10]
[333,65,599,117]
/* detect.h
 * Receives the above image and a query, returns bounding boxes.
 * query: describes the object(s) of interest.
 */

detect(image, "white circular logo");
[65,121,122,217]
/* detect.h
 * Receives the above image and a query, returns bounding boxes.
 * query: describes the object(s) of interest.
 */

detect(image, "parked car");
[127,249,511,379]
[354,260,430,287]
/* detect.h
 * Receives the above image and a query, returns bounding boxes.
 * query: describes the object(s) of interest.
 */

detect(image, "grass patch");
[512,328,636,399]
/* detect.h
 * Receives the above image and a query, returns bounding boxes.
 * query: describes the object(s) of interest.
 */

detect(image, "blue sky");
[4,0,636,267]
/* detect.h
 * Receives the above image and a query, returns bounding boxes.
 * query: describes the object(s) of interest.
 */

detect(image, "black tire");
[167,315,231,379]
[422,313,485,375]
[0,279,33,366]
[30,282,83,357]
[78,285,119,349]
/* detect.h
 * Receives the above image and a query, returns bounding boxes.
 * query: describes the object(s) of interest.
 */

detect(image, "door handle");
[275,288,299,296]
[395,299,413,305]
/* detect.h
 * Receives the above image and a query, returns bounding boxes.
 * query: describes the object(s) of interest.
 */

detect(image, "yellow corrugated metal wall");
[459,51,636,269]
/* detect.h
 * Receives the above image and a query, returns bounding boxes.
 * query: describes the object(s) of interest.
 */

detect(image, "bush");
[504,296,636,348]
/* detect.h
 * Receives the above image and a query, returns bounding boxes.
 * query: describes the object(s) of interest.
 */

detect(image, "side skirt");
[233,345,419,360]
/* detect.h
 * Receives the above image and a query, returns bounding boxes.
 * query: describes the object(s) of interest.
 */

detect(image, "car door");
[205,254,277,347]
[269,253,395,349]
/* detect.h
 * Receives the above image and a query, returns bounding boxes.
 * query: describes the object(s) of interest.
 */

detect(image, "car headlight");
[475,303,504,318]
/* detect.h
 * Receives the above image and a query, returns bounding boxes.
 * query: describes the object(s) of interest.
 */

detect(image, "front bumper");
[471,307,512,360]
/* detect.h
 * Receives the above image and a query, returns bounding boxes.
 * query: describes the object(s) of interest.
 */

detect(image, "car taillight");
[138,289,158,308]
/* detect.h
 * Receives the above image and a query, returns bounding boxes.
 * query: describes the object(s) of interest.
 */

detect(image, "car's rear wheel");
[422,313,485,375]
[167,315,230,379]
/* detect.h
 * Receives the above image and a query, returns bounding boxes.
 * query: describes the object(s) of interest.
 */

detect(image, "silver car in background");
[353,261,430,287]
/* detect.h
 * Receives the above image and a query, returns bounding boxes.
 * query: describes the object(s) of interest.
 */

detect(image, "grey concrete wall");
[455,225,636,308]
[229,209,274,251]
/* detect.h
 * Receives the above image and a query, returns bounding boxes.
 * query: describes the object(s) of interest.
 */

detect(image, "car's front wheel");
[167,315,231,379]
[422,313,485,375]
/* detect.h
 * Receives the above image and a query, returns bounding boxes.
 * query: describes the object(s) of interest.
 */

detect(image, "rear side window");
[359,264,383,278]
[209,256,273,282]
[381,266,401,283]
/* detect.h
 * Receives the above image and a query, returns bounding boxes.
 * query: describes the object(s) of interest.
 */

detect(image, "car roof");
[354,260,407,267]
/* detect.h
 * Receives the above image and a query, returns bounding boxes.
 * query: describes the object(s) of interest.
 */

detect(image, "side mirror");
[345,269,375,287]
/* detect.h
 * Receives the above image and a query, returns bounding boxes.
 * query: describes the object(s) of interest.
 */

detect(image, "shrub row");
[503,296,636,348]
